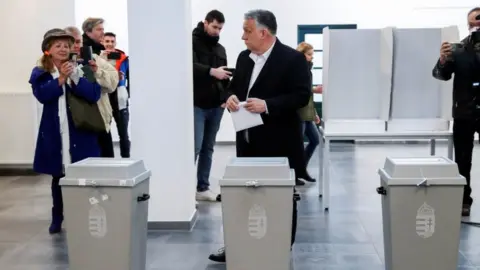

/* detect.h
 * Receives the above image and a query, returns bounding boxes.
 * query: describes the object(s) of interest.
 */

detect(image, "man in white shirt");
[209,9,311,262]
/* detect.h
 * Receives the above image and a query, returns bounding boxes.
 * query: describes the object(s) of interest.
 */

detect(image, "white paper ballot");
[230,101,264,132]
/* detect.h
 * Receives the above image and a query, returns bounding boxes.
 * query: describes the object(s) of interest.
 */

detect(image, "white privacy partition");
[322,27,393,134]
[387,26,459,132]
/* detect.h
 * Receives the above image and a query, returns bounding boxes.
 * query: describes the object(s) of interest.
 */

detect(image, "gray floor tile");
[1,143,480,269]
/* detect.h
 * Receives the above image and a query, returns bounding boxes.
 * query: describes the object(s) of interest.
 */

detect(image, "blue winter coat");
[29,66,102,177]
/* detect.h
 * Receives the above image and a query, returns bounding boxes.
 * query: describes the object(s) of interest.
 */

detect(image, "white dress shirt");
[244,40,276,142]
[247,40,276,96]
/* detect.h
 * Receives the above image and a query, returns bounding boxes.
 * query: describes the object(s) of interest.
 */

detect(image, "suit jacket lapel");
[240,56,254,100]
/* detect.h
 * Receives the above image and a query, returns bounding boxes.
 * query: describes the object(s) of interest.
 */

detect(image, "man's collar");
[250,39,276,61]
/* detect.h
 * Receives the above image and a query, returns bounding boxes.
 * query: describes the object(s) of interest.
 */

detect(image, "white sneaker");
[196,190,218,202]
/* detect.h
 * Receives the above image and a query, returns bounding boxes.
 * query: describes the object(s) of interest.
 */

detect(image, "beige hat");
[41,28,75,52]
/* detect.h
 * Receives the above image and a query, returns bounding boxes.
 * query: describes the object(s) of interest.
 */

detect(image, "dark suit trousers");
[236,133,298,246]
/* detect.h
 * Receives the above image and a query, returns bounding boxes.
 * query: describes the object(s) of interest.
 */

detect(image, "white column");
[128,0,196,227]
[0,0,74,165]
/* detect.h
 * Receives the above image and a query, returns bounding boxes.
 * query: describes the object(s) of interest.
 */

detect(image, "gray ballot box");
[60,158,151,270]
[219,157,295,270]
[377,157,466,270]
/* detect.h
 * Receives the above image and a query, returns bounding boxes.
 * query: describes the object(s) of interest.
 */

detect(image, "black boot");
[462,204,471,217]
[295,179,305,186]
[301,175,316,182]
[49,177,64,234]
[208,247,226,262]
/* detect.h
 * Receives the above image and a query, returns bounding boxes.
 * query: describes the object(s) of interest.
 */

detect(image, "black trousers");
[453,118,480,206]
[98,131,114,158]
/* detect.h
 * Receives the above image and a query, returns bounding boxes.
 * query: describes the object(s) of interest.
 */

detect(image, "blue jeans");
[302,121,320,165]
[194,106,224,192]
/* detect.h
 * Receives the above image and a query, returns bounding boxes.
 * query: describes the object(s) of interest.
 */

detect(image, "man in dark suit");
[208,9,311,263]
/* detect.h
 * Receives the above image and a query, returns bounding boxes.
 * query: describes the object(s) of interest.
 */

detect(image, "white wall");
[191,0,477,142]
[0,0,75,164]
[1,0,478,163]
[75,0,129,54]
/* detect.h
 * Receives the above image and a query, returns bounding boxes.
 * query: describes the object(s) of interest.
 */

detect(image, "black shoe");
[301,175,316,182]
[49,208,63,234]
[216,194,221,202]
[208,247,226,262]
[462,204,471,217]
[295,179,305,186]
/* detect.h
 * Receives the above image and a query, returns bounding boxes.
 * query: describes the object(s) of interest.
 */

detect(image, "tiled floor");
[1,143,480,269]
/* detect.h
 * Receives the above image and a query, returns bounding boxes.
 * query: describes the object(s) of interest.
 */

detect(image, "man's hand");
[88,60,98,73]
[315,115,321,124]
[210,66,232,80]
[245,98,266,114]
[440,42,452,64]
[313,85,323,94]
[226,95,240,112]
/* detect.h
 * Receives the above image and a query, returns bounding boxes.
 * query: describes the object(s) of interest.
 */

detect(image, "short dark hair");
[244,10,277,35]
[104,32,116,38]
[205,10,225,24]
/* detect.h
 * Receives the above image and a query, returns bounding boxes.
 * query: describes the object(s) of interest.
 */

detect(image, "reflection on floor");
[1,143,480,269]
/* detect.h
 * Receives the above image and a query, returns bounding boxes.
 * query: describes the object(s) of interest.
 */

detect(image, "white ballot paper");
[230,101,264,132]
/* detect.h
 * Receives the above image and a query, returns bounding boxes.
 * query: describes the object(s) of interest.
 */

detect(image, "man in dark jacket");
[82,17,106,55]
[432,7,480,217]
[81,17,115,158]
[193,10,231,201]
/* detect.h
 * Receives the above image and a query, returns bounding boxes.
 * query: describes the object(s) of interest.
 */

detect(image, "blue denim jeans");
[113,108,130,158]
[194,106,224,192]
[302,121,320,165]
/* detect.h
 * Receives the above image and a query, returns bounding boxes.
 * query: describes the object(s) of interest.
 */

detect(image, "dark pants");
[51,176,63,222]
[98,131,114,158]
[194,106,224,192]
[236,136,298,246]
[453,119,479,206]
[113,108,131,158]
[302,121,320,165]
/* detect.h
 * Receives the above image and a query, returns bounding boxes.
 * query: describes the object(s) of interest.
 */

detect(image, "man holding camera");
[102,32,131,158]
[432,7,480,217]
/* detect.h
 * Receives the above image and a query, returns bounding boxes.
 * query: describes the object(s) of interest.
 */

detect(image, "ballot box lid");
[378,157,465,186]
[60,158,151,187]
[220,157,295,187]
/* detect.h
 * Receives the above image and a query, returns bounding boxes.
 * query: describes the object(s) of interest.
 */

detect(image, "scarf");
[51,66,72,166]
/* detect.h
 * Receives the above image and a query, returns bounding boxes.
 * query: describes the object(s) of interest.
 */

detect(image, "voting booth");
[219,157,295,270]
[60,158,151,270]
[322,27,393,134]
[387,26,459,133]
[377,157,465,270]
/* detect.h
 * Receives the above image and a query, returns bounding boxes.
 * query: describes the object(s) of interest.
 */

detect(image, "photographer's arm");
[193,51,211,78]
[432,59,454,81]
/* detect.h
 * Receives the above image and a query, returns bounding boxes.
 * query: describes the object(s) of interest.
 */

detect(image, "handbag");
[67,66,105,133]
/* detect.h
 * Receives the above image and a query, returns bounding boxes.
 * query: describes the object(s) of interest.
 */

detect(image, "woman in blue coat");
[29,29,102,234]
